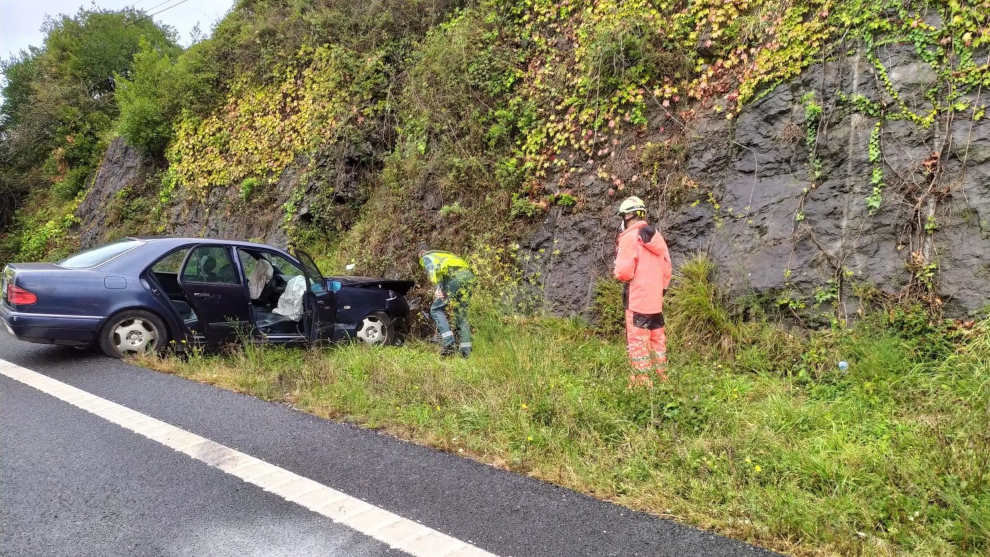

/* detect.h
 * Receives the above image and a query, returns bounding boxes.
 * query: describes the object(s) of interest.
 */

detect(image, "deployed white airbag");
[273,275,306,322]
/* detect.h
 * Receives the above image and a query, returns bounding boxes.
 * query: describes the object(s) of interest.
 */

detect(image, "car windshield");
[59,239,144,269]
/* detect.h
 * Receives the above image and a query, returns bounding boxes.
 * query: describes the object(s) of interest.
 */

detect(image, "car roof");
[126,236,286,251]
[89,237,300,276]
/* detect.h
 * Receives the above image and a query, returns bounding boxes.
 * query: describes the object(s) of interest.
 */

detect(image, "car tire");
[355,312,395,346]
[99,310,169,359]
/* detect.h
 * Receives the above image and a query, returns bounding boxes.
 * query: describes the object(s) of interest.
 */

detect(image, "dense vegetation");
[2,1,988,554]
[6,0,987,275]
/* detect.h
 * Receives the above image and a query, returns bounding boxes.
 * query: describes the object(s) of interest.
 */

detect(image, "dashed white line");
[0,358,497,557]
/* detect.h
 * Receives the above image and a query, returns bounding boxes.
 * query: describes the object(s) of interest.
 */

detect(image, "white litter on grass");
[0,358,496,557]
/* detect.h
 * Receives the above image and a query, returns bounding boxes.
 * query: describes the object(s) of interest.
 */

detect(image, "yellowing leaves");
[167,44,385,195]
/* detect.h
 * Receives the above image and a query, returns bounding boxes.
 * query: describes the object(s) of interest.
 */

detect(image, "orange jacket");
[613,220,672,314]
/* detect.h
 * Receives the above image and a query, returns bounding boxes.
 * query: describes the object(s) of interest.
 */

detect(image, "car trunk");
[3,263,64,306]
[2,263,98,315]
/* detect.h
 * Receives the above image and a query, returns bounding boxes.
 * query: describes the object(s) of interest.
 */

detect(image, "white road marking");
[0,359,496,557]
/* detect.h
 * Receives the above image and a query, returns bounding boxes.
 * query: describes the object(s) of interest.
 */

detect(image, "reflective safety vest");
[420,250,470,284]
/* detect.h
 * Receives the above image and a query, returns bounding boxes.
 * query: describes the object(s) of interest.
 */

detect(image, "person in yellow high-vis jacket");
[419,250,475,357]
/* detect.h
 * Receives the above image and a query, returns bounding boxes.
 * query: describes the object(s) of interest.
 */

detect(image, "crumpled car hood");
[327,276,414,295]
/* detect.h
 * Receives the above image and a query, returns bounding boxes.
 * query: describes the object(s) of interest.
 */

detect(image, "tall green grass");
[145,257,989,556]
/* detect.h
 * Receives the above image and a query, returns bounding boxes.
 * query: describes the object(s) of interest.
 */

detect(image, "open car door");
[291,249,336,341]
[178,245,252,345]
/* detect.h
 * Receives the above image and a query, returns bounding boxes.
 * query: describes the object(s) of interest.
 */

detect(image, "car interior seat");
[248,259,274,300]
[199,255,218,282]
[254,273,306,334]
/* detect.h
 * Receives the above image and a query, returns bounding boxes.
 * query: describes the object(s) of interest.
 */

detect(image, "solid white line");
[0,359,497,557]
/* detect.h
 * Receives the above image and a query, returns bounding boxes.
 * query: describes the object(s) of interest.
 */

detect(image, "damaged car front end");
[328,277,413,346]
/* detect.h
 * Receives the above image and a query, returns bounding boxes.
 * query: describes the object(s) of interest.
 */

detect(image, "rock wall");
[524,43,990,319]
[79,140,372,251]
[76,139,156,247]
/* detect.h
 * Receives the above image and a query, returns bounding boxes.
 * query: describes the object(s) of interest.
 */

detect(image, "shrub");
[665,254,739,356]
[239,177,259,201]
[553,193,577,207]
[592,278,625,337]
[116,37,215,156]
[52,167,90,200]
[14,207,80,262]
[510,193,545,218]
[580,18,665,97]
[438,201,465,218]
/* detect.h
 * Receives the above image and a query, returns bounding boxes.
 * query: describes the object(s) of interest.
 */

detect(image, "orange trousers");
[625,310,667,375]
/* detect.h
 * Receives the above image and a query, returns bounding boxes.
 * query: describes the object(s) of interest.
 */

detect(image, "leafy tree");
[41,8,176,97]
[0,7,176,229]
[116,39,217,156]
[2,49,46,228]
[1,8,176,168]
[0,48,42,130]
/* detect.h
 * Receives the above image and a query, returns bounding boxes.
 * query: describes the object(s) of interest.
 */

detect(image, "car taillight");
[8,284,37,305]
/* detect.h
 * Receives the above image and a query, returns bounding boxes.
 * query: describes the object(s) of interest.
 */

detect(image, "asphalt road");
[0,333,777,557]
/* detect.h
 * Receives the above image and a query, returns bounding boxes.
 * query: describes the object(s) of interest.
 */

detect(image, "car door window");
[59,239,144,269]
[291,249,327,294]
[148,248,192,299]
[181,246,240,284]
[262,252,305,283]
[238,250,258,278]
[152,248,190,274]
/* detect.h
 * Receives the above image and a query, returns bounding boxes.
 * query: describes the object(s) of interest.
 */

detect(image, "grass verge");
[142,259,989,556]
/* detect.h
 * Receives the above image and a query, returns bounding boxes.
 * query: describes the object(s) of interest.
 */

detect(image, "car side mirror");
[329,280,342,292]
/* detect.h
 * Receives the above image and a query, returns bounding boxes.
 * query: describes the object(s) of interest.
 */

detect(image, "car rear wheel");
[99,310,168,358]
[356,312,394,346]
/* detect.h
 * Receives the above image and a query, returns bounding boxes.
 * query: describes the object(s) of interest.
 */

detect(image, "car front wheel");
[99,310,168,358]
[356,312,395,346]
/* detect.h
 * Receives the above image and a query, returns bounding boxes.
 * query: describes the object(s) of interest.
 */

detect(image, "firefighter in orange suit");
[613,196,673,387]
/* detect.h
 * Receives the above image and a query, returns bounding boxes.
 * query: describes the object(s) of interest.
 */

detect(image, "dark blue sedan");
[1,238,412,357]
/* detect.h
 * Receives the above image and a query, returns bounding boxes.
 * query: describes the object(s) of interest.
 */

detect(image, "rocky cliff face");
[683,44,988,319]
[81,139,373,250]
[521,43,990,319]
[79,42,990,319]
[76,139,155,248]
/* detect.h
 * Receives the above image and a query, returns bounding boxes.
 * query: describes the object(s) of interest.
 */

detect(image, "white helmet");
[617,196,647,216]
